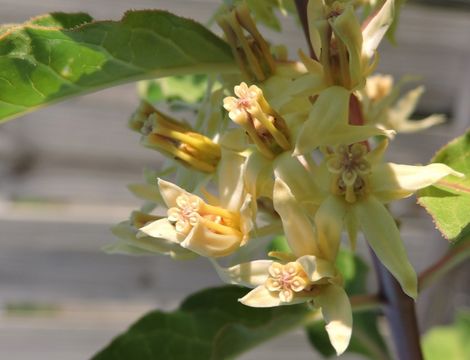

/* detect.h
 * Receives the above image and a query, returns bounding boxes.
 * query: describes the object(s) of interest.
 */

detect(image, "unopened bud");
[223,82,291,158]
[217,3,275,82]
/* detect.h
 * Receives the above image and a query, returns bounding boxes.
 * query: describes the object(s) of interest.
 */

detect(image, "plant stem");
[370,250,424,360]
[419,239,470,291]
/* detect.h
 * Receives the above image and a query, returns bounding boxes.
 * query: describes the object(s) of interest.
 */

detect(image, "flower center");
[326,143,371,203]
[167,194,242,237]
[265,262,309,303]
[167,194,200,235]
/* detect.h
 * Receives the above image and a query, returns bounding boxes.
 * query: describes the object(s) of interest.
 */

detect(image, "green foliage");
[138,74,208,104]
[418,131,470,242]
[306,250,390,359]
[0,10,236,123]
[422,311,470,360]
[92,286,311,360]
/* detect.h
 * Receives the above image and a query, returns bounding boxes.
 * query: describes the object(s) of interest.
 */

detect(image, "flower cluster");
[110,0,462,355]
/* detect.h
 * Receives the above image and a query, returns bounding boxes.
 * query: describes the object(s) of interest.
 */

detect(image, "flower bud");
[217,3,275,82]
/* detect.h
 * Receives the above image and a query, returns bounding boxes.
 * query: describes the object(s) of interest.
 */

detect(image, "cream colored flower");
[361,74,445,133]
[139,179,252,258]
[310,140,464,298]
[216,178,352,354]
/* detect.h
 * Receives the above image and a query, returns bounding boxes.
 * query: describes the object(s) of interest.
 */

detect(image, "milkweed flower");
[360,74,445,133]
[311,140,464,298]
[217,178,352,355]
[138,179,252,258]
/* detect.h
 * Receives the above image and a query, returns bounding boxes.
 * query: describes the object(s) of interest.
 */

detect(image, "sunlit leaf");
[418,131,470,242]
[0,10,236,123]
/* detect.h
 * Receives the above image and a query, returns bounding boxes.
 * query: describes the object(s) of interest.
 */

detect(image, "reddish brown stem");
[294,0,317,60]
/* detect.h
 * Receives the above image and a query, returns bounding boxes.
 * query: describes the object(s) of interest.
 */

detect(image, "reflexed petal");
[180,219,242,258]
[297,255,336,282]
[111,221,195,259]
[354,196,417,298]
[316,124,394,149]
[345,211,358,250]
[314,195,347,262]
[218,148,246,211]
[273,178,320,257]
[158,178,188,208]
[212,259,272,288]
[294,86,350,155]
[365,138,389,165]
[287,72,326,98]
[390,85,424,120]
[245,150,274,200]
[239,286,282,308]
[315,284,353,355]
[138,218,180,243]
[239,194,254,245]
[371,163,464,203]
[362,0,395,58]
[331,5,363,88]
[307,0,325,58]
[390,114,445,133]
[274,152,323,206]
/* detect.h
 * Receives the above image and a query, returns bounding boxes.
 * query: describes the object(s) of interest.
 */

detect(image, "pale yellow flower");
[216,178,352,354]
[361,74,445,133]
[309,140,464,298]
[139,179,252,258]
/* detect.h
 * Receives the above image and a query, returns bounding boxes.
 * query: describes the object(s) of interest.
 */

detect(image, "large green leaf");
[306,250,390,359]
[418,131,470,242]
[0,10,236,123]
[92,286,312,360]
[422,311,470,360]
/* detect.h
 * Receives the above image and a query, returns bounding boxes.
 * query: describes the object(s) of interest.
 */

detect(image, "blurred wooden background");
[0,1,469,359]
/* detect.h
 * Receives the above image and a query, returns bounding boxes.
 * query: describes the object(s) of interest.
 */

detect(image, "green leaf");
[0,10,236,123]
[418,131,470,242]
[422,311,470,360]
[92,286,312,360]
[306,250,390,359]
[138,74,208,104]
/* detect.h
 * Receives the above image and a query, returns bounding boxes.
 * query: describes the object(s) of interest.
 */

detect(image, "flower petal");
[212,259,272,288]
[331,5,363,88]
[315,124,394,149]
[138,218,180,243]
[297,255,336,282]
[307,0,325,58]
[294,86,350,155]
[314,195,347,262]
[218,147,246,211]
[239,286,282,308]
[111,221,194,259]
[273,178,321,257]
[345,211,358,251]
[180,218,242,258]
[362,0,395,59]
[274,152,323,206]
[354,196,417,298]
[371,163,464,203]
[158,178,188,208]
[315,284,353,355]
